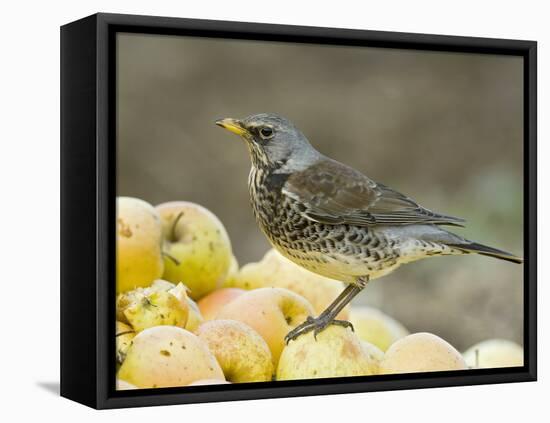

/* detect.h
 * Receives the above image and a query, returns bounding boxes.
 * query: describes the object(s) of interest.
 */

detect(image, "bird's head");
[216,113,317,170]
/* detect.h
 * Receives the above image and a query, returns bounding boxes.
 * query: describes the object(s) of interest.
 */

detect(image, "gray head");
[216,113,318,170]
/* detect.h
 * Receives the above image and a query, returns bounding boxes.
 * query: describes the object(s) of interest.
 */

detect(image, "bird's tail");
[447,241,523,264]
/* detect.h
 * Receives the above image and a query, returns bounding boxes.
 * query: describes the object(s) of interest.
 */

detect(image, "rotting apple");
[119,289,189,333]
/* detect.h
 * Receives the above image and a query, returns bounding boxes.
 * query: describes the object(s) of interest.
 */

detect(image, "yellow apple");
[361,341,385,374]
[116,321,135,364]
[216,287,314,367]
[463,339,524,369]
[116,288,143,323]
[228,254,239,278]
[116,379,138,390]
[166,281,204,332]
[349,306,409,351]
[379,333,467,374]
[198,288,246,321]
[197,319,274,382]
[277,326,378,380]
[184,297,204,332]
[146,280,203,330]
[156,201,233,300]
[116,280,197,333]
[151,279,177,291]
[224,249,349,319]
[118,326,224,388]
[116,197,164,293]
[221,254,239,287]
[122,290,189,333]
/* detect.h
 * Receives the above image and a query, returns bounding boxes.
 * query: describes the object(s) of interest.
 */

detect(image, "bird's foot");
[284,315,354,344]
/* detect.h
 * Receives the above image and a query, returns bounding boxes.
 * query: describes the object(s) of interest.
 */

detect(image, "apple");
[228,254,239,278]
[118,326,224,388]
[156,201,233,300]
[116,280,203,333]
[379,333,466,374]
[116,288,142,323]
[462,339,524,369]
[221,254,239,287]
[224,249,349,319]
[116,321,135,364]
[166,281,204,332]
[276,326,378,380]
[197,319,274,382]
[361,341,385,374]
[150,279,177,291]
[184,297,204,332]
[116,197,164,293]
[116,379,138,390]
[349,306,409,351]
[121,289,189,333]
[197,288,246,321]
[216,287,314,367]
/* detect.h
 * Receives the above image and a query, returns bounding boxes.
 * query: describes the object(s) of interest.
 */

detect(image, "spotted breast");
[247,166,428,284]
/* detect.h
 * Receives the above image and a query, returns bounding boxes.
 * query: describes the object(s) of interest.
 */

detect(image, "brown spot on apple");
[117,218,133,238]
[341,338,360,360]
[294,347,307,362]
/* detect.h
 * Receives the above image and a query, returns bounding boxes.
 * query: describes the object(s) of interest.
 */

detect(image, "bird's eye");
[259,126,274,139]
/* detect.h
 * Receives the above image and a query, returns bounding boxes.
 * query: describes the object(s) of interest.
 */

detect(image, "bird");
[215,113,523,343]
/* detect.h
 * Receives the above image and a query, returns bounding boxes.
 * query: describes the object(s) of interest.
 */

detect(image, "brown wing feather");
[282,158,465,227]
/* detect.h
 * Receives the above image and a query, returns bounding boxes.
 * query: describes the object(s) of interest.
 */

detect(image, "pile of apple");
[115,197,524,390]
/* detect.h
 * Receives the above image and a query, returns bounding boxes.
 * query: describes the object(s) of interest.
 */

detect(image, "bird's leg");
[284,282,365,344]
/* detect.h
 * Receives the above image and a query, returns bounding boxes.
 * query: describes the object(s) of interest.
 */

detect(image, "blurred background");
[117,33,524,351]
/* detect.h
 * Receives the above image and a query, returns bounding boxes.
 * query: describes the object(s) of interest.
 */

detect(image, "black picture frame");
[60,12,537,409]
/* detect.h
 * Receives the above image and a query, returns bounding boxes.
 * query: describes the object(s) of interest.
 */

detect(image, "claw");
[284,316,354,344]
[313,328,321,341]
[331,319,354,332]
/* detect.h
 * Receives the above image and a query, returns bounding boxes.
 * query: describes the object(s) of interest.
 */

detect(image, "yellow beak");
[215,118,247,136]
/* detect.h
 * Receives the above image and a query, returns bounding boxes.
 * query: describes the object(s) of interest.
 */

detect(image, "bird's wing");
[282,158,465,226]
